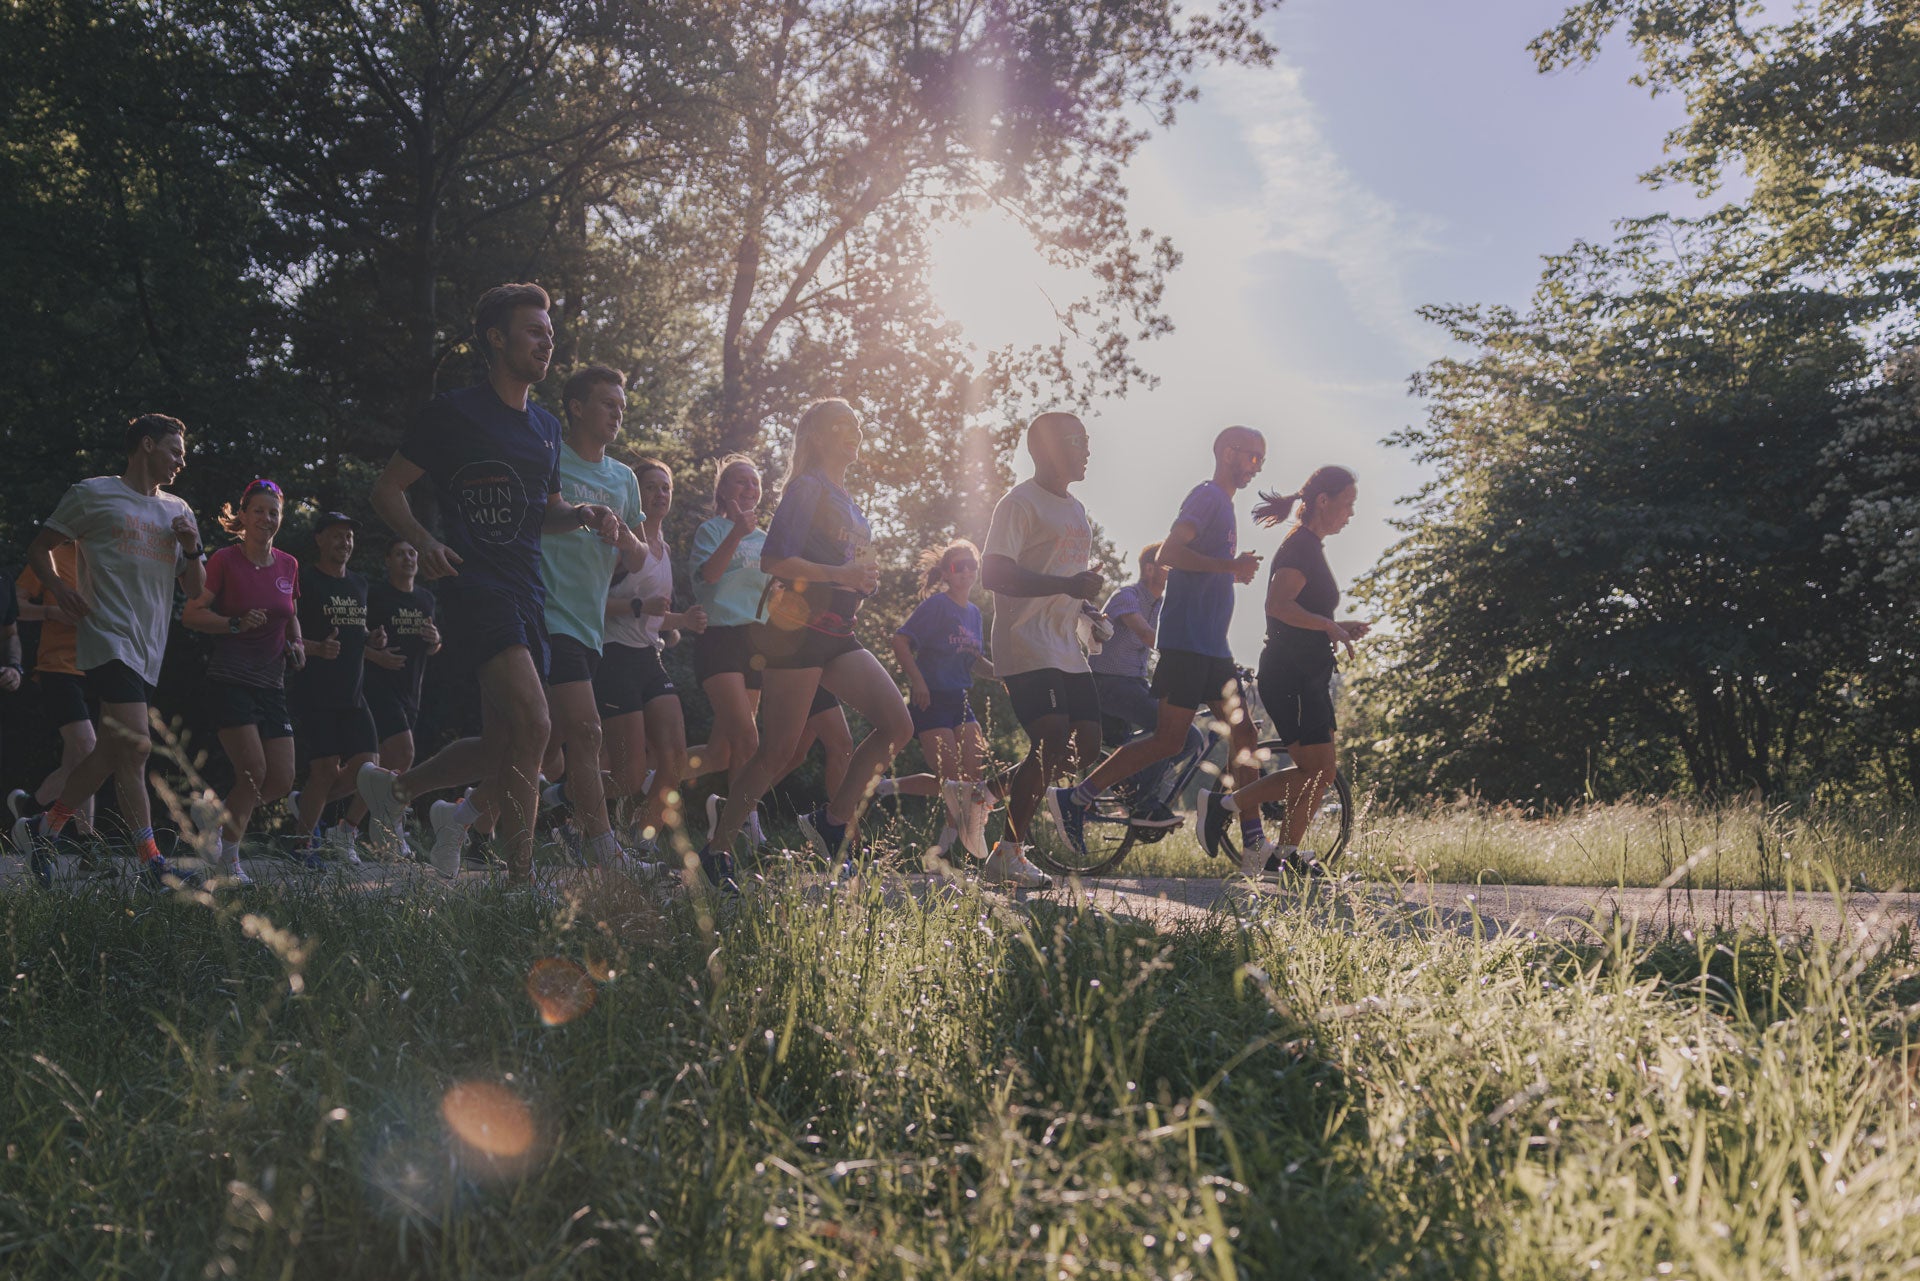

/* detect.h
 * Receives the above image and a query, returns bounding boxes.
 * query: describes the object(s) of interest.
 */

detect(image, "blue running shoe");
[796,806,847,866]
[1045,787,1090,861]
[14,814,54,888]
[696,844,739,895]
[142,854,202,891]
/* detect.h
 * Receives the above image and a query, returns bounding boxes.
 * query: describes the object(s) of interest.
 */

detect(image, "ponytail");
[1254,465,1355,529]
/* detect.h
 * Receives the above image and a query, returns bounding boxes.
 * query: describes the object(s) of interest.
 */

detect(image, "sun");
[925,209,1085,353]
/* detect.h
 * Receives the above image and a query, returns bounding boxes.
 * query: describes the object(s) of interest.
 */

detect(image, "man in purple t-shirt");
[1047,426,1267,861]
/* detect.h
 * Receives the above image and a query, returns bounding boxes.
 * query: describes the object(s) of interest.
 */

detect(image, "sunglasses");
[948,559,979,572]
[244,477,284,498]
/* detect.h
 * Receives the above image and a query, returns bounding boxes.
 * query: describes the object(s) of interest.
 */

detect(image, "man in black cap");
[288,511,380,865]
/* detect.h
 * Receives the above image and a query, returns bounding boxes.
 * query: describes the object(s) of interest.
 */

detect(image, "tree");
[1534,0,1920,305]
[1357,222,1873,801]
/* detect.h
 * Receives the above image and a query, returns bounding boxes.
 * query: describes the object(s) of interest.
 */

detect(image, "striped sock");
[133,827,162,863]
[1239,814,1264,846]
[1069,781,1101,807]
[45,801,75,836]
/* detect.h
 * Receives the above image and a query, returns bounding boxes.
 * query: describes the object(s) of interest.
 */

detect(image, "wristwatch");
[227,616,243,634]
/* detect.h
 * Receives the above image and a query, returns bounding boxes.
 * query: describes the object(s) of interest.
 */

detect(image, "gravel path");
[5,849,1913,946]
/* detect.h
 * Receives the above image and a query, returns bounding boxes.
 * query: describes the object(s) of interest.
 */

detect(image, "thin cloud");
[1211,58,1445,363]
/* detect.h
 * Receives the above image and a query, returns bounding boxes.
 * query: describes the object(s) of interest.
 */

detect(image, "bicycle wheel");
[1249,741,1353,865]
[1026,791,1137,878]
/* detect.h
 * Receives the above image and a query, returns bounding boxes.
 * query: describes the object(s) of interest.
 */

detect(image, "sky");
[929,0,1720,659]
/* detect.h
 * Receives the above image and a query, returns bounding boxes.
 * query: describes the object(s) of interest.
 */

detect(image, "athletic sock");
[1219,792,1242,812]
[133,827,162,863]
[1239,814,1264,847]
[451,796,482,826]
[874,778,899,798]
[584,830,619,863]
[1069,781,1101,807]
[45,801,75,836]
[220,834,239,865]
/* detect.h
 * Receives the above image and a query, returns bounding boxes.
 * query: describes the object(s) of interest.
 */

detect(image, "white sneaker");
[222,857,255,887]
[427,800,471,879]
[7,788,34,821]
[745,808,766,848]
[325,823,362,864]
[356,764,407,849]
[981,841,1052,890]
[942,779,992,862]
[705,793,721,842]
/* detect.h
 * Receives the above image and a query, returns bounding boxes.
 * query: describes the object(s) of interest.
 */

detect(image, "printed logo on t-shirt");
[317,590,367,631]
[451,460,529,545]
[112,516,179,564]
[275,577,295,595]
[388,604,433,638]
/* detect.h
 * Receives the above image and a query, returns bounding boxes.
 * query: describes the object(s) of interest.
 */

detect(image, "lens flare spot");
[526,957,596,1026]
[440,1081,534,1160]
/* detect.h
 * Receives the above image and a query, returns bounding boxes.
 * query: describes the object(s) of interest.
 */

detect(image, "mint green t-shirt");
[690,515,769,627]
[540,444,644,650]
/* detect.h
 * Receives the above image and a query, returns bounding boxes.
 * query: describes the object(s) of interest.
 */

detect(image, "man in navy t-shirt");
[1046,426,1268,861]
[356,282,622,883]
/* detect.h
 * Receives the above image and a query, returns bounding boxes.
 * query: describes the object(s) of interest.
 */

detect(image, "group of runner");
[2,280,1369,891]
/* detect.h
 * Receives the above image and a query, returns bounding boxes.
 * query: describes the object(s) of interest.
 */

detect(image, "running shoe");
[427,799,471,879]
[1130,800,1183,829]
[1196,789,1233,859]
[796,805,847,865]
[218,855,256,887]
[705,792,721,842]
[982,841,1053,890]
[324,823,362,865]
[1239,838,1279,881]
[141,854,202,891]
[1044,787,1090,861]
[744,808,767,848]
[14,814,54,888]
[355,764,407,840]
[942,779,992,862]
[7,788,37,821]
[695,843,739,894]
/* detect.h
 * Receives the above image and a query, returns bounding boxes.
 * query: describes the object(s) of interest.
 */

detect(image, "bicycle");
[1025,667,1352,878]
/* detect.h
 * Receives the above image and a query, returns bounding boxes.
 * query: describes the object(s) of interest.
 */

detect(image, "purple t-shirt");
[895,592,982,693]
[762,472,872,635]
[204,546,300,688]
[1157,480,1237,659]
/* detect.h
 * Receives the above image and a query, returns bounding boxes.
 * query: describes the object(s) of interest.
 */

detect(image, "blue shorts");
[910,688,976,735]
[439,582,550,681]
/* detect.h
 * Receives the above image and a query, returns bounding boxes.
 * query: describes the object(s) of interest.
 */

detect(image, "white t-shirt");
[44,477,193,686]
[983,479,1093,677]
[604,537,675,651]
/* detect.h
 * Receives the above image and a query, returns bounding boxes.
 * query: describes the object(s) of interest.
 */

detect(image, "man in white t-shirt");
[972,412,1106,888]
[15,414,207,888]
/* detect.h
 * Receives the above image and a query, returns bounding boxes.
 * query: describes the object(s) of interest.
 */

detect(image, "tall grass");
[5,847,1920,1278]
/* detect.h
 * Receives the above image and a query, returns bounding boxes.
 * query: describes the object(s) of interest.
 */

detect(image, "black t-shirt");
[1264,526,1339,668]
[295,565,370,708]
[2,576,17,628]
[398,384,562,602]
[366,579,437,708]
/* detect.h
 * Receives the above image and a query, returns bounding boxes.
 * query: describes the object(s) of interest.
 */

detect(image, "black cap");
[314,511,358,535]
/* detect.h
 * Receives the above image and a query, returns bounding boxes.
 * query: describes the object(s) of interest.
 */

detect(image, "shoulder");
[273,548,300,572]
[529,401,564,436]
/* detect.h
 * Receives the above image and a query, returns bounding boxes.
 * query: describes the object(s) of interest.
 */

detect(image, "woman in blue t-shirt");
[694,398,914,887]
[875,540,994,863]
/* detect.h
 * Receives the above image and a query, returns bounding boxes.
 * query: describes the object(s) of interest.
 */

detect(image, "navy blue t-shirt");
[399,384,562,601]
[1265,526,1339,669]
[895,593,983,693]
[762,472,872,635]
[1158,480,1238,659]
[366,579,437,708]
[293,565,369,710]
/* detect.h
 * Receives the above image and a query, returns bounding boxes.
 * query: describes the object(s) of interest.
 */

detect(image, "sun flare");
[925,210,1084,352]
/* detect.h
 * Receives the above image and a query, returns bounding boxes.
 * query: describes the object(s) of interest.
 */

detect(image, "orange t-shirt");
[17,545,81,677]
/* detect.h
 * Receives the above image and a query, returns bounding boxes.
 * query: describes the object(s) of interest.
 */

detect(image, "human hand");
[418,539,462,579]
[1231,551,1263,585]
[286,638,306,672]
[421,617,441,647]
[1067,570,1105,602]
[1339,618,1373,640]
[238,608,268,632]
[580,504,621,543]
[642,595,670,618]
[365,644,406,671]
[47,580,90,621]
[909,678,930,710]
[171,514,200,550]
[723,496,756,533]
[683,604,709,635]
[312,627,343,660]
[843,561,881,594]
[0,667,21,693]
[1326,619,1356,659]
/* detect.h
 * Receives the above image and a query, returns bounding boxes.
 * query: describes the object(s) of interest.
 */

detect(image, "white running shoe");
[745,808,766,848]
[981,841,1052,890]
[942,779,992,862]
[427,799,471,879]
[325,823,362,864]
[356,764,407,850]
[705,792,721,842]
[221,856,255,887]
[7,788,34,821]
[1239,838,1279,880]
